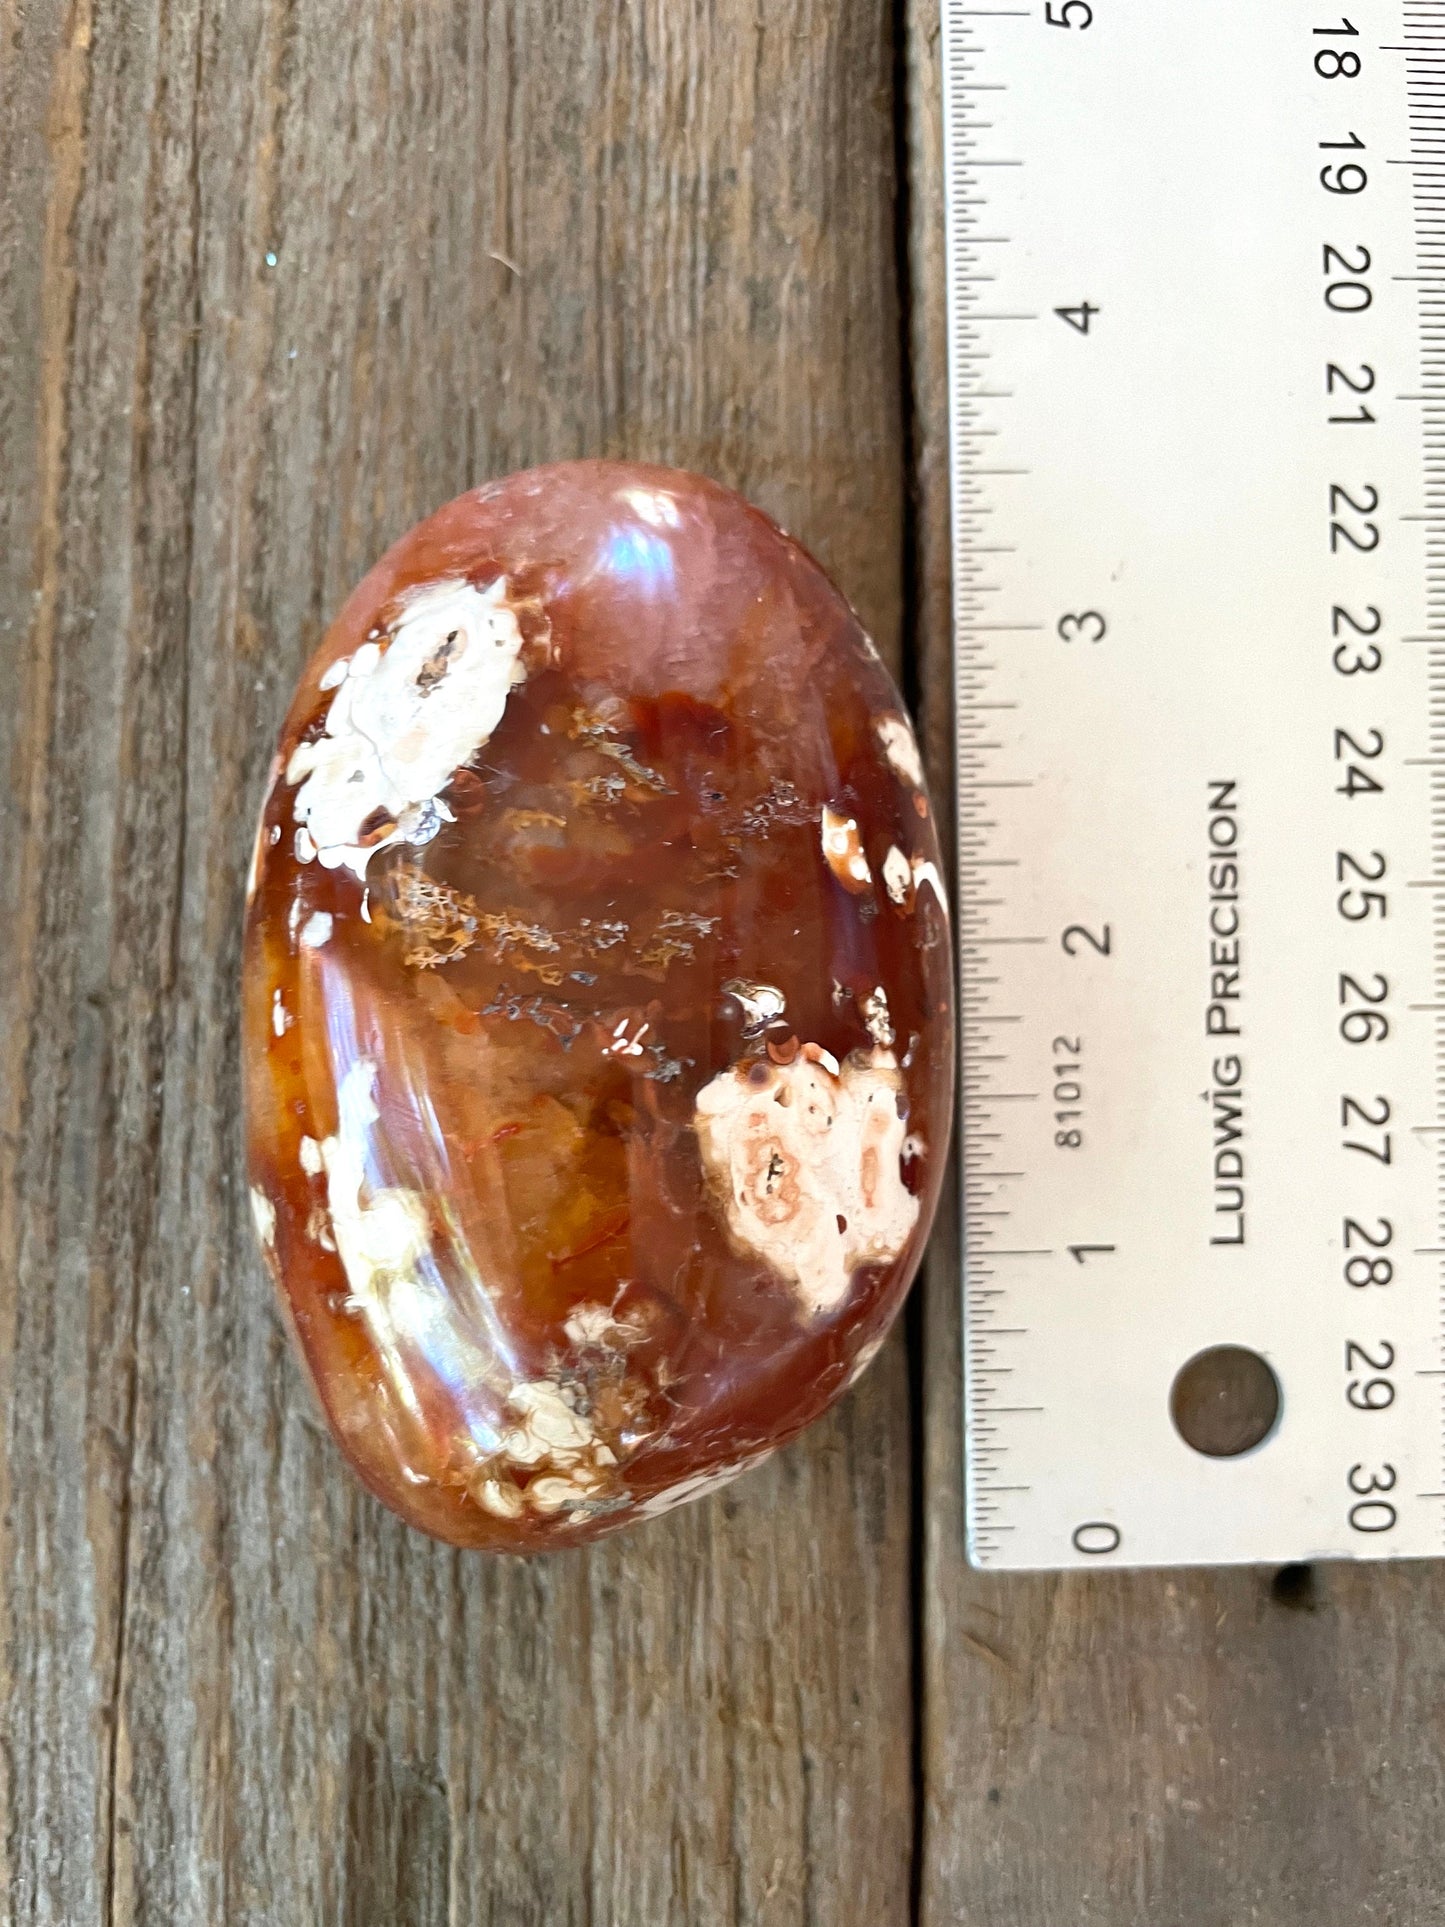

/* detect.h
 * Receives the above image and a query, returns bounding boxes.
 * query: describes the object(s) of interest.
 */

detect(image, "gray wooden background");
[3,3,1444,1921]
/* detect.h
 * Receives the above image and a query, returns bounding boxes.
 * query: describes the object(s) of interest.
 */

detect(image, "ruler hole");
[1269,1563,1317,1612]
[1169,1346,1281,1459]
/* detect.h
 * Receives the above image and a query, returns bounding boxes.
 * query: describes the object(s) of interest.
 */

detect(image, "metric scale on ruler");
[944,0,1445,1567]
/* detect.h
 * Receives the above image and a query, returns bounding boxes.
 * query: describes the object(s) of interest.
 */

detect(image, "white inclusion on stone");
[271,989,288,1037]
[820,806,872,891]
[875,713,924,789]
[911,857,949,919]
[298,1134,323,1176]
[607,1017,649,1059]
[249,1186,276,1251]
[294,825,316,864]
[490,1380,618,1517]
[564,1303,614,1348]
[635,1449,774,1521]
[620,485,681,529]
[723,979,786,1038]
[318,1063,618,1515]
[476,1478,526,1521]
[299,910,333,949]
[563,1300,644,1349]
[693,1044,919,1320]
[860,985,895,1049]
[320,1064,432,1322]
[499,1380,600,1465]
[882,844,911,907]
[286,577,526,882]
[315,1066,459,1437]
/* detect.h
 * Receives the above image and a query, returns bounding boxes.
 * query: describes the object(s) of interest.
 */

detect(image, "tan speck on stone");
[820,807,872,894]
[882,845,911,907]
[875,713,924,789]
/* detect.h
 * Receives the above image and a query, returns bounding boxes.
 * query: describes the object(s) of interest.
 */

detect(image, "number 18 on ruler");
[943,0,1445,1568]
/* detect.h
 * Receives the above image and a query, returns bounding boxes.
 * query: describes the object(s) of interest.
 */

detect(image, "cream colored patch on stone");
[876,713,924,789]
[860,986,894,1049]
[479,1377,623,1518]
[287,577,526,881]
[294,825,316,864]
[320,1061,431,1317]
[298,1134,323,1176]
[526,1468,610,1516]
[694,1044,918,1319]
[249,1186,276,1251]
[477,1477,526,1520]
[882,844,911,906]
[500,1379,599,1465]
[820,807,872,892]
[564,1302,615,1347]
[562,1299,653,1355]
[299,910,333,949]
[723,979,787,1037]
[271,989,288,1038]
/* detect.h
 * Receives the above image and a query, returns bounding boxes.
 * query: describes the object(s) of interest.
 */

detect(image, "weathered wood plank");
[0,4,915,1920]
[904,7,1445,1920]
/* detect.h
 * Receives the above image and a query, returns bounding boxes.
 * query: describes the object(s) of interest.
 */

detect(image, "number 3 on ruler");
[1058,610,1106,643]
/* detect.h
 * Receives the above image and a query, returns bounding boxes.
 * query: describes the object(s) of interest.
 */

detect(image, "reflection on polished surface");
[243,462,953,1550]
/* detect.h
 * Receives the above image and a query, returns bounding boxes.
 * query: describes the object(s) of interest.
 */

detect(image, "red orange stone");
[243,462,953,1548]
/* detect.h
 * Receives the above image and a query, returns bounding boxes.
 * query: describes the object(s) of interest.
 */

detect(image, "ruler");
[945,0,1445,1567]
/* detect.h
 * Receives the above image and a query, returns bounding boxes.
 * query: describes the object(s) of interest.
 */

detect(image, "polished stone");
[243,462,953,1548]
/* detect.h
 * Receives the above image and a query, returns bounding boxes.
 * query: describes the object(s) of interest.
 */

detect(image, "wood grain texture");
[903,5,1445,1922]
[0,4,915,1921]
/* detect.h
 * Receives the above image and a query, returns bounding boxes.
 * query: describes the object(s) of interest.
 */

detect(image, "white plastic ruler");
[945,0,1445,1566]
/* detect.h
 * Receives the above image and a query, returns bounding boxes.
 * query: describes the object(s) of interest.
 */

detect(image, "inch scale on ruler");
[944,0,1445,1567]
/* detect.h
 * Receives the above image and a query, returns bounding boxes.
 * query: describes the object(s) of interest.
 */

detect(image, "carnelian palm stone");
[243,461,953,1549]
